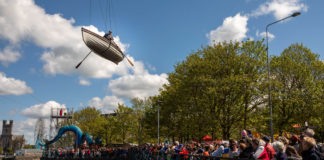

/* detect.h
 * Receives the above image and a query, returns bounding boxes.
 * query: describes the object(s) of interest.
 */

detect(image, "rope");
[109,0,112,30]
[98,0,107,31]
[89,0,92,24]
[101,41,112,57]
[111,0,118,36]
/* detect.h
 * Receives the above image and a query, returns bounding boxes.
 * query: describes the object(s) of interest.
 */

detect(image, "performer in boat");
[104,30,114,41]
[103,30,123,53]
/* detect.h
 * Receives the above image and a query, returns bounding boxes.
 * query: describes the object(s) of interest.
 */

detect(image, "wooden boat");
[81,27,124,65]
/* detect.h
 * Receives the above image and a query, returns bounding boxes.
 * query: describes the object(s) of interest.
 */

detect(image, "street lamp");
[156,100,163,145]
[266,12,301,142]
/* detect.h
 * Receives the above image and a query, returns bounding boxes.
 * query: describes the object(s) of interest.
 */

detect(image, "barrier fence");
[40,150,250,160]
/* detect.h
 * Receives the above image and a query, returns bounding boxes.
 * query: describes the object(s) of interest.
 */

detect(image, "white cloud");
[108,60,168,99]
[207,13,248,44]
[147,63,156,72]
[256,30,275,41]
[0,72,33,95]
[0,0,132,79]
[13,118,51,144]
[251,0,307,20]
[21,100,65,119]
[88,96,124,113]
[0,46,21,66]
[79,77,91,86]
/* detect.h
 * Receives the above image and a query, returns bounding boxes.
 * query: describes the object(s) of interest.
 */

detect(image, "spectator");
[252,138,269,160]
[223,142,230,157]
[304,128,315,138]
[239,142,253,159]
[301,137,323,160]
[179,146,189,159]
[263,136,276,160]
[211,143,224,156]
[228,139,239,158]
[285,145,301,160]
[273,141,287,160]
[241,130,248,139]
[289,134,299,151]
[277,136,289,146]
[203,145,210,156]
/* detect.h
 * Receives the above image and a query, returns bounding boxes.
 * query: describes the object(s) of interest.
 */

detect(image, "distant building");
[0,120,25,152]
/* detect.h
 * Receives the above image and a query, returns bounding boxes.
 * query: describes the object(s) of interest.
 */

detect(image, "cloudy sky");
[0,0,323,144]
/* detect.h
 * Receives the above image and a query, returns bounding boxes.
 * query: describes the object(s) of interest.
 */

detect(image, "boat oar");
[125,56,134,67]
[75,51,92,69]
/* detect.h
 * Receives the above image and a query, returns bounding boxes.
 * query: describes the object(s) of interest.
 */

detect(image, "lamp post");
[266,12,300,142]
[156,101,163,145]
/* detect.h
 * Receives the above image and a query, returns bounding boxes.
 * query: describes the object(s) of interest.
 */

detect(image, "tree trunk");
[244,102,248,129]
[138,118,142,145]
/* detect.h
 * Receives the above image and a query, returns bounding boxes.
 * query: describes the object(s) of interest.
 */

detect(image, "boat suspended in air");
[75,28,133,69]
[82,27,124,64]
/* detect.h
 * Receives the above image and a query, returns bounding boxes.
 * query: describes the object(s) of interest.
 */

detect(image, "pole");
[139,118,142,146]
[157,102,160,145]
[265,12,300,142]
[266,26,274,142]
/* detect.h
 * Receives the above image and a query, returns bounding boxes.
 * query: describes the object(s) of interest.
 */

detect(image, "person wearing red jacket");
[179,146,189,159]
[252,138,269,160]
[263,136,276,160]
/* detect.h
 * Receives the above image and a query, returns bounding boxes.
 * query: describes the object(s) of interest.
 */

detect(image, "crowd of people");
[42,147,129,159]
[147,128,323,160]
[42,128,324,160]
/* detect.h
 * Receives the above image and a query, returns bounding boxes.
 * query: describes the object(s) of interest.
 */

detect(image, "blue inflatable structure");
[36,125,93,149]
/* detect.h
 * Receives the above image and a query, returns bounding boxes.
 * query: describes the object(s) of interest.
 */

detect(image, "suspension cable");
[109,0,112,30]
[89,0,92,25]
[98,0,107,31]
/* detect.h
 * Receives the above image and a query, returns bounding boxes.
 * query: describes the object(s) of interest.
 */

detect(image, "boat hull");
[81,27,124,65]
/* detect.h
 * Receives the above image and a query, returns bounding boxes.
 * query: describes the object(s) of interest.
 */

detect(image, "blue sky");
[0,0,323,144]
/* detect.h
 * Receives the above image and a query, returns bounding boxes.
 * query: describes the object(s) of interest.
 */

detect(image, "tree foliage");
[149,40,268,140]
[52,41,323,145]
[271,43,324,135]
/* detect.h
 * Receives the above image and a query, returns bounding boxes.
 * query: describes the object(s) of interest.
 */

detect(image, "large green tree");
[114,104,134,143]
[73,107,106,138]
[271,43,324,134]
[131,98,152,145]
[152,40,267,140]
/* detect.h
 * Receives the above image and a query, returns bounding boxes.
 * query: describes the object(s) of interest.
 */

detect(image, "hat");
[262,136,270,142]
[241,130,248,137]
[304,128,315,137]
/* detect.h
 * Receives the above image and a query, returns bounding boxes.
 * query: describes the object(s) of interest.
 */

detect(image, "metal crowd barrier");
[40,150,250,160]
[40,150,303,160]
